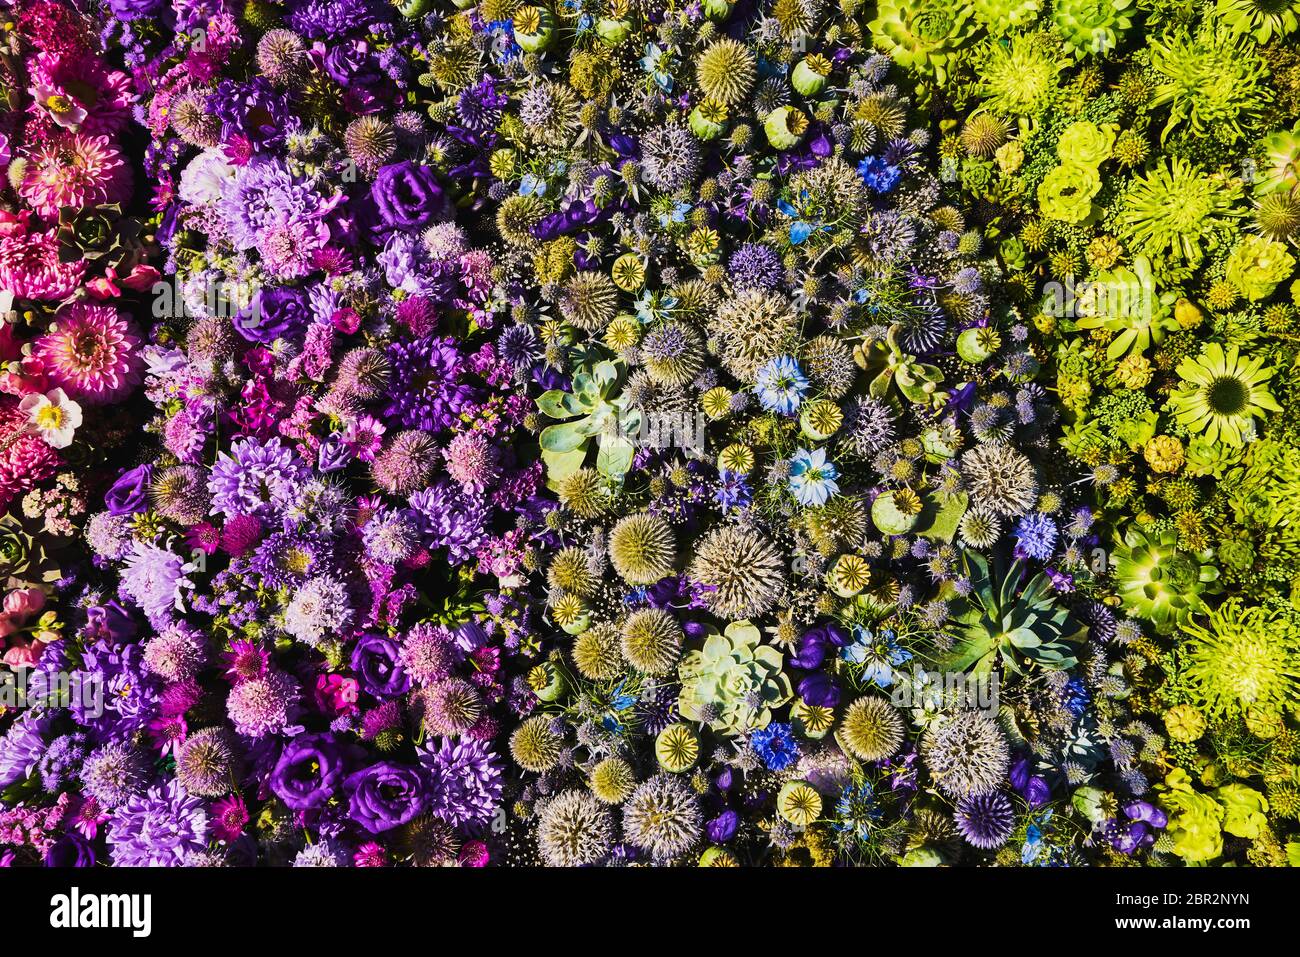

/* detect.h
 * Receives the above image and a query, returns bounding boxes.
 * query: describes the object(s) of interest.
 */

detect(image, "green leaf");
[596,435,634,477]
[540,420,590,453]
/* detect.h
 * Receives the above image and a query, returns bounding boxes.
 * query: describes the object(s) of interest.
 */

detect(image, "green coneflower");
[1168,342,1281,446]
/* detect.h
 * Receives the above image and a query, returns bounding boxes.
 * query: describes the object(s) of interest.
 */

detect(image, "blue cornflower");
[788,447,839,507]
[754,356,809,415]
[750,722,800,771]
[858,156,901,193]
[1015,512,1059,560]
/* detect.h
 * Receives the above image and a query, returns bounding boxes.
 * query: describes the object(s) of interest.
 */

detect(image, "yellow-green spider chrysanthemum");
[1168,342,1281,446]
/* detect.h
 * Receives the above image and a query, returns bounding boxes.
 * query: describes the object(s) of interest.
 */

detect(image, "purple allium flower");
[954,791,1015,849]
[418,737,504,828]
[119,541,195,626]
[270,733,355,811]
[350,633,411,698]
[1014,512,1059,561]
[227,670,299,738]
[208,436,309,519]
[343,761,427,834]
[107,781,210,866]
[82,741,151,809]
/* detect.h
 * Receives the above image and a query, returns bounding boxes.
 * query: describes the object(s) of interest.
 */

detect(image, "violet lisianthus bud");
[235,286,310,343]
[105,464,155,515]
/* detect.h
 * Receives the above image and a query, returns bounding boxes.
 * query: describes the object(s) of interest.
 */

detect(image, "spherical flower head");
[34,303,144,406]
[175,727,238,798]
[418,737,504,828]
[954,791,1015,850]
[537,789,614,866]
[142,622,208,682]
[622,773,702,862]
[18,132,132,219]
[294,840,350,867]
[82,741,151,809]
[789,447,840,507]
[371,430,441,497]
[754,355,810,415]
[227,670,299,738]
[689,525,788,620]
[728,242,784,291]
[960,442,1038,518]
[921,711,1010,799]
[1014,512,1058,561]
[208,436,309,520]
[399,623,459,685]
[443,430,501,491]
[639,124,700,192]
[283,575,355,647]
[107,780,210,867]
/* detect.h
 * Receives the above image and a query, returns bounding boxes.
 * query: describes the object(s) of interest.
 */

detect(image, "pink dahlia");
[0,229,84,301]
[33,303,144,405]
[19,133,132,220]
[0,403,60,512]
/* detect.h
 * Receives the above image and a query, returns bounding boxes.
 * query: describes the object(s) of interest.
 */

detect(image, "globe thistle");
[559,271,619,331]
[801,334,857,399]
[82,742,150,809]
[537,790,614,866]
[921,712,1010,799]
[689,525,787,620]
[168,89,221,147]
[622,773,702,862]
[1255,191,1300,241]
[510,715,565,773]
[421,678,483,736]
[548,546,599,596]
[590,756,637,804]
[558,467,610,518]
[572,622,625,680]
[954,791,1015,849]
[344,116,397,178]
[256,29,306,85]
[496,194,546,247]
[960,443,1039,518]
[175,727,237,798]
[839,395,897,459]
[840,696,906,762]
[960,113,1010,158]
[640,124,701,193]
[146,465,209,525]
[620,608,684,675]
[641,321,705,387]
[333,347,391,401]
[372,431,441,496]
[709,288,800,382]
[958,507,1004,549]
[608,513,677,585]
[696,39,757,107]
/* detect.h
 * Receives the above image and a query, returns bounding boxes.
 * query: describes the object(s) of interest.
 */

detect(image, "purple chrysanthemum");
[208,436,309,519]
[408,482,489,565]
[73,636,162,739]
[383,336,477,432]
[107,780,210,866]
[418,737,504,828]
[0,711,54,789]
[954,791,1015,849]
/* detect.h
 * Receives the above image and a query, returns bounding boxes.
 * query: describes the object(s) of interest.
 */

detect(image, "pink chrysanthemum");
[0,229,84,300]
[33,303,144,405]
[0,402,61,512]
[19,133,132,220]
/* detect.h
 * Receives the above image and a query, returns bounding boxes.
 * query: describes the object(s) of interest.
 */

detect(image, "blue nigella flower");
[788,447,839,507]
[754,355,809,415]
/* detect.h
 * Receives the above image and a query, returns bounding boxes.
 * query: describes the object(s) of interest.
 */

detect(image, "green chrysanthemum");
[1149,23,1271,144]
[1169,342,1281,446]
[972,33,1066,117]
[1182,599,1300,720]
[1117,158,1245,271]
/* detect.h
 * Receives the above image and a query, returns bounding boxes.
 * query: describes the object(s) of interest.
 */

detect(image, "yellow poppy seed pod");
[776,780,822,827]
[655,723,699,772]
[719,443,754,473]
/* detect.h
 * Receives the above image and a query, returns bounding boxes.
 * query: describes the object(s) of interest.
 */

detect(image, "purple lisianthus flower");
[107,0,163,20]
[350,633,411,698]
[104,464,155,515]
[235,286,311,343]
[706,809,739,843]
[343,762,427,834]
[323,40,392,112]
[798,672,840,708]
[270,733,354,811]
[44,833,96,867]
[368,162,449,236]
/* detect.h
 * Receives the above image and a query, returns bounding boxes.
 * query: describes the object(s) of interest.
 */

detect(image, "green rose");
[1057,120,1116,168]
[1225,235,1296,301]
[1037,164,1101,223]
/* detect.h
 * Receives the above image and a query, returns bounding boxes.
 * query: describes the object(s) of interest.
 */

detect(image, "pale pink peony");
[34,302,145,405]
